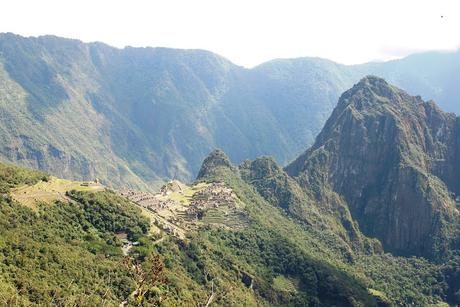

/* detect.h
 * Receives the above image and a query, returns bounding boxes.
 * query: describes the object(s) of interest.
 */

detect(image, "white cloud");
[0,0,459,67]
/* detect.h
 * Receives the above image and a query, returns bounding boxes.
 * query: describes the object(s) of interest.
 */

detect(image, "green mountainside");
[1,75,460,304]
[195,148,459,306]
[1,33,460,190]
[0,33,353,190]
[1,152,457,306]
[286,76,460,260]
[0,33,460,305]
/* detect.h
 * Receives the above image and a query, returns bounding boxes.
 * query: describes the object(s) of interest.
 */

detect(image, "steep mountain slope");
[0,159,384,306]
[196,150,457,305]
[0,33,358,190]
[1,33,460,191]
[0,147,458,305]
[363,51,460,114]
[0,163,154,305]
[237,155,372,255]
[286,76,460,258]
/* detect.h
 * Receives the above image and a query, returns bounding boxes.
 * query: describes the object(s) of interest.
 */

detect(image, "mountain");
[0,162,153,305]
[215,76,460,304]
[0,33,357,190]
[1,33,460,191]
[196,149,459,305]
[362,51,460,114]
[286,76,460,259]
[0,155,384,306]
[1,93,459,304]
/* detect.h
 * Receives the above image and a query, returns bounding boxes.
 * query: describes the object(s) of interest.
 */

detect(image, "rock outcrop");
[197,149,236,179]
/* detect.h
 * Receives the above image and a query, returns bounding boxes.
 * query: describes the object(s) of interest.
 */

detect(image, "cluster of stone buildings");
[185,182,238,219]
[118,189,164,210]
[118,181,241,237]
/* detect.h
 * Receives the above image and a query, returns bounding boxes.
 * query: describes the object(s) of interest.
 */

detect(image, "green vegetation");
[0,200,134,305]
[3,33,460,193]
[0,160,377,305]
[0,162,166,305]
[196,151,459,305]
[286,76,460,259]
[272,276,298,293]
[66,190,150,240]
[0,162,48,193]
[1,39,460,305]
[0,145,458,305]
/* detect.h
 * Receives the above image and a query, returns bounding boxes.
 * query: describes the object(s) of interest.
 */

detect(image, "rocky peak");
[347,76,394,98]
[239,156,308,212]
[196,149,235,179]
[286,77,459,258]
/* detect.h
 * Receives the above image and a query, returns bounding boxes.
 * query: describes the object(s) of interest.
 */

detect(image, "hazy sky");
[1,0,459,67]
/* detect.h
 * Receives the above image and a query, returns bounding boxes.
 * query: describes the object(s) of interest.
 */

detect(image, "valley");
[0,121,458,305]
[0,32,459,305]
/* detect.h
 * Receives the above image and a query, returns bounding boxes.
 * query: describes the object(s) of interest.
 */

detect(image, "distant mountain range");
[1,32,460,190]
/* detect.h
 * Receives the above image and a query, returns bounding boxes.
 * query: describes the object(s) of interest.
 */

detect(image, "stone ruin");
[119,189,168,212]
[183,182,238,220]
[159,180,186,196]
[119,181,243,235]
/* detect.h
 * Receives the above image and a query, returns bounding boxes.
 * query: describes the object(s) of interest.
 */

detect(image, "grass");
[157,182,210,204]
[202,205,248,230]
[10,176,104,209]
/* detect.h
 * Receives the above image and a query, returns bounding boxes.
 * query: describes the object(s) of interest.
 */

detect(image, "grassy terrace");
[10,176,104,209]
[156,182,210,204]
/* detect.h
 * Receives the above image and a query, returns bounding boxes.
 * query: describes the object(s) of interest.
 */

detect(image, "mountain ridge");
[195,134,459,305]
[2,32,460,191]
[193,76,460,303]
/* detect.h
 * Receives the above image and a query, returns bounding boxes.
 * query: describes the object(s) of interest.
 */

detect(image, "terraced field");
[11,177,104,209]
[120,181,249,238]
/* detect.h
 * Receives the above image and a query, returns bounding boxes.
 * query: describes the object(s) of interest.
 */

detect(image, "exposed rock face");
[0,33,363,189]
[198,152,377,256]
[3,34,460,191]
[239,156,368,251]
[286,76,459,258]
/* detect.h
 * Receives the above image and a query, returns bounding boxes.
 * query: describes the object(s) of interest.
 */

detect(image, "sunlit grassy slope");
[10,176,104,209]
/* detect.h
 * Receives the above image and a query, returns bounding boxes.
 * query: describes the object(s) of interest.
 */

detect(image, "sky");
[1,0,459,67]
